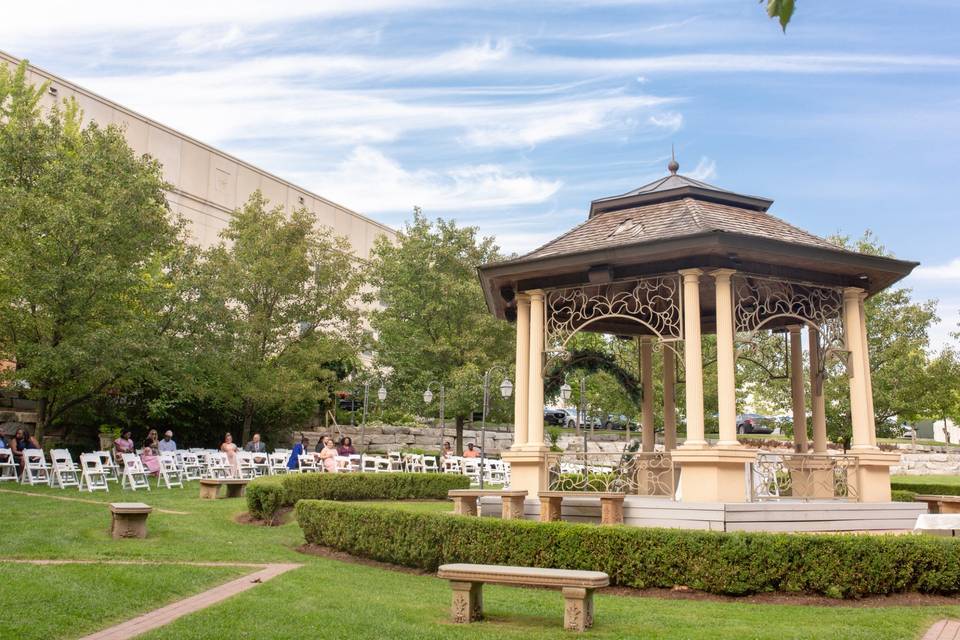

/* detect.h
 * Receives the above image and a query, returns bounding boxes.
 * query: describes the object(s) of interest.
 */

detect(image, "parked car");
[604,414,638,431]
[736,413,774,435]
[544,407,568,426]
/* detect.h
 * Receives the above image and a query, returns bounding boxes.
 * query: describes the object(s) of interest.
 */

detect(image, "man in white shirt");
[158,430,177,452]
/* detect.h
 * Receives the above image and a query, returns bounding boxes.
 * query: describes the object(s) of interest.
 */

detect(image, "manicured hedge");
[891,481,960,497]
[891,489,919,503]
[246,472,470,521]
[296,500,960,599]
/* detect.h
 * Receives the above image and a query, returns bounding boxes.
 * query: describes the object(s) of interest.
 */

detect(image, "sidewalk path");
[924,620,960,640]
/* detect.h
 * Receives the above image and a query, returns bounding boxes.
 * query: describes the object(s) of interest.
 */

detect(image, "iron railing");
[749,452,859,502]
[547,451,676,497]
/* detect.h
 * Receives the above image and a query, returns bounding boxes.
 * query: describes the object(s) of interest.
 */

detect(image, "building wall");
[0,51,395,257]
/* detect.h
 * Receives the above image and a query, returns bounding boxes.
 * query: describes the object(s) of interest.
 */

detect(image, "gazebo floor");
[479,494,926,533]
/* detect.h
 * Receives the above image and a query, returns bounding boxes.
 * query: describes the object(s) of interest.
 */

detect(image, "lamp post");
[560,377,588,487]
[423,381,445,450]
[480,367,513,489]
[359,378,387,468]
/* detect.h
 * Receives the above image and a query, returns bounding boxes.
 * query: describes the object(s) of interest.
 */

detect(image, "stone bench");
[437,563,609,632]
[914,495,960,514]
[109,502,152,539]
[199,479,249,499]
[448,489,528,519]
[538,491,627,525]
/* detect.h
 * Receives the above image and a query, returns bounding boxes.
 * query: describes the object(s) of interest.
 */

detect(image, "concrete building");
[0,50,395,257]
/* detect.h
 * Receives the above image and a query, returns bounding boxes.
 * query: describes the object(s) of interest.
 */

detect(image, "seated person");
[287,437,309,470]
[245,433,267,453]
[441,441,453,458]
[158,430,177,452]
[463,443,480,458]
[140,436,162,475]
[114,430,135,466]
[336,436,356,456]
[318,436,338,473]
[11,428,40,473]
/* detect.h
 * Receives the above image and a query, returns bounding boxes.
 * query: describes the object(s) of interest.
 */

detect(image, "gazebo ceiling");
[478,161,918,325]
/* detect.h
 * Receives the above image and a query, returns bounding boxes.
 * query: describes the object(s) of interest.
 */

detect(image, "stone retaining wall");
[892,452,960,476]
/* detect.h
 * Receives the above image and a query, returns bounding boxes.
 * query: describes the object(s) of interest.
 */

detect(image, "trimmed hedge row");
[891,489,919,503]
[296,500,960,599]
[246,472,470,521]
[891,481,960,497]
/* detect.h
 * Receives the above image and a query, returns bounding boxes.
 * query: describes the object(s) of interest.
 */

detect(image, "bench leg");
[562,587,594,632]
[600,498,624,525]
[199,484,219,499]
[453,496,478,517]
[502,495,525,520]
[111,514,149,539]
[540,496,562,522]
[225,484,245,498]
[450,581,483,623]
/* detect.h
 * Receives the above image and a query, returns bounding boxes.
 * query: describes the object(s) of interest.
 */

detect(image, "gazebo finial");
[668,145,679,175]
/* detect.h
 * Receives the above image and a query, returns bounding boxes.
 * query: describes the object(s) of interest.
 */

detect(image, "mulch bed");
[297,543,960,608]
[234,507,294,527]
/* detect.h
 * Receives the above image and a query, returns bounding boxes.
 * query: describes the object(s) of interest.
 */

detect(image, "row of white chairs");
[441,455,510,485]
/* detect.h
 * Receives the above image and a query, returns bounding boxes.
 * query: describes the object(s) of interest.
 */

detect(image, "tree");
[0,62,189,440]
[366,211,514,454]
[198,191,363,445]
[761,0,795,32]
[920,348,960,443]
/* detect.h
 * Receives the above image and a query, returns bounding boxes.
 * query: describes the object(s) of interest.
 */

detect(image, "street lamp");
[480,366,513,489]
[423,380,445,450]
[561,376,589,487]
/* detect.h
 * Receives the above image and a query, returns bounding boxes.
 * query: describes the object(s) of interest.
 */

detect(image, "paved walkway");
[924,620,960,640]
[0,488,190,514]
[2,559,301,640]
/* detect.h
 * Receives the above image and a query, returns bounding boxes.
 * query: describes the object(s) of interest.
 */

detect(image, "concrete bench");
[538,491,627,525]
[109,502,152,539]
[915,513,960,536]
[199,479,249,499]
[448,489,528,519]
[437,563,609,632]
[914,495,960,514]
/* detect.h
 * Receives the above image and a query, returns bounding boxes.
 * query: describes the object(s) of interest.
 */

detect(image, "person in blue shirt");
[287,436,309,470]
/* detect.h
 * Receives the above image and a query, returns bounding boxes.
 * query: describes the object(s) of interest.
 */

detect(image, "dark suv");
[544,407,568,426]
[736,413,774,435]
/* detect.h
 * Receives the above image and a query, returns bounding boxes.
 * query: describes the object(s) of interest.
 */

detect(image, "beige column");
[843,287,874,450]
[663,348,677,450]
[640,336,655,452]
[712,269,738,447]
[858,293,877,446]
[808,325,828,454]
[511,293,531,449]
[788,325,809,453]
[526,290,547,449]
[679,269,706,448]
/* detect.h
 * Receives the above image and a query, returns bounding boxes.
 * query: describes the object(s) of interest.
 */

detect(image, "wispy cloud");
[687,156,717,181]
[912,258,960,281]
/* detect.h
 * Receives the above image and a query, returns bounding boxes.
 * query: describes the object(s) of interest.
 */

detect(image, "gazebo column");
[662,349,677,451]
[501,289,549,497]
[511,293,530,450]
[807,326,828,454]
[673,268,754,503]
[858,292,878,446]
[788,326,809,453]
[640,336,655,453]
[842,287,896,502]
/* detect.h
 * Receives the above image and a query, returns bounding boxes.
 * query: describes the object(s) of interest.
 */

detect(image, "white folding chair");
[236,452,257,480]
[120,453,151,491]
[442,457,462,475]
[269,452,288,475]
[361,456,379,473]
[95,451,120,483]
[20,449,51,486]
[157,452,184,489]
[79,453,110,492]
[334,455,352,472]
[461,459,481,484]
[298,454,319,473]
[251,452,270,476]
[50,449,81,489]
[422,456,439,473]
[206,452,230,479]
[403,454,424,473]
[348,454,361,472]
[0,448,19,482]
[179,452,202,481]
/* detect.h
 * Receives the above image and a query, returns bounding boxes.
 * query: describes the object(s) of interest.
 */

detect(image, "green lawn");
[892,475,960,487]
[1,481,958,639]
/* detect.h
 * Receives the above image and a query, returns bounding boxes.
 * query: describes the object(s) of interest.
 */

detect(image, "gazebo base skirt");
[502,448,550,498]
[478,495,926,533]
[671,448,758,503]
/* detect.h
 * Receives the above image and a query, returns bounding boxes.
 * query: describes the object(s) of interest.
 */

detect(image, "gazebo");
[478,158,918,506]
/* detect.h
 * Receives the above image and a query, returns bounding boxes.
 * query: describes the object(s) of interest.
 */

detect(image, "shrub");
[296,500,960,599]
[891,481,960,497]
[246,472,469,521]
[892,489,919,503]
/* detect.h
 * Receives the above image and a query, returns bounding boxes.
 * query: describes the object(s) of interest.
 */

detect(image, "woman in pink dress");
[221,433,239,478]
[318,436,338,473]
[140,436,161,475]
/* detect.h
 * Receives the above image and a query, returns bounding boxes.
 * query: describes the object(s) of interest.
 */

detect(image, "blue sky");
[2,1,959,345]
